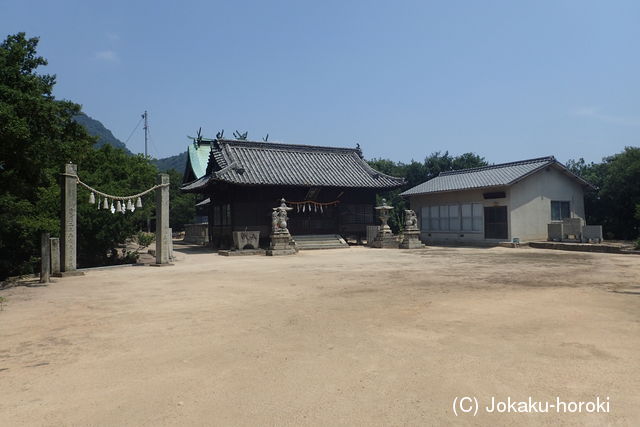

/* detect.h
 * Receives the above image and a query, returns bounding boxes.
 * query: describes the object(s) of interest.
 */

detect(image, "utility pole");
[142,110,148,157]
[142,110,151,232]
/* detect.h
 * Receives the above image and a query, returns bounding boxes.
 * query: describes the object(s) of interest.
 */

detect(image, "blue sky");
[2,0,639,164]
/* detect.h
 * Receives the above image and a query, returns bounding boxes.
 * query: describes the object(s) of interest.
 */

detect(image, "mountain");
[75,113,187,173]
[152,151,187,173]
[73,113,132,154]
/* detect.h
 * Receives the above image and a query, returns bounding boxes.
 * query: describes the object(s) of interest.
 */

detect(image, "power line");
[124,115,144,144]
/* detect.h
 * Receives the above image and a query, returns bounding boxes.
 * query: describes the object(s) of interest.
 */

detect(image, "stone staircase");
[292,234,349,250]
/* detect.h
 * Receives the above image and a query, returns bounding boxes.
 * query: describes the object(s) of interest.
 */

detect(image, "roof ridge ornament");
[233,130,248,140]
[355,142,363,159]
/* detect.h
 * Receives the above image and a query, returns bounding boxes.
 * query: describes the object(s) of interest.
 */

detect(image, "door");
[288,204,338,235]
[484,206,508,240]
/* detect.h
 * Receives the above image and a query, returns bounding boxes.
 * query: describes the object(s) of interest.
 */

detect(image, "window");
[461,204,472,231]
[449,205,460,231]
[421,207,429,230]
[483,191,506,199]
[421,203,483,233]
[472,203,483,232]
[551,201,570,221]
[430,206,439,231]
[439,205,449,231]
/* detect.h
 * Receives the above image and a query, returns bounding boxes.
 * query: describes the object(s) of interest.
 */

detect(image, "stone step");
[293,234,349,250]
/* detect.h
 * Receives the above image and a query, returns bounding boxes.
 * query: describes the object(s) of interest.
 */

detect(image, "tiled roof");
[182,139,404,190]
[401,156,592,196]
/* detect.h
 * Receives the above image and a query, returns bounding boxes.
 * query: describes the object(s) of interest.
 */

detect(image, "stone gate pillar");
[61,163,77,272]
[154,173,171,265]
[40,232,50,283]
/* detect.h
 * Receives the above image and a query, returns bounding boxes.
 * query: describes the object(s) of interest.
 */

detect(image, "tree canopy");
[0,33,97,278]
[567,147,640,240]
[0,33,196,280]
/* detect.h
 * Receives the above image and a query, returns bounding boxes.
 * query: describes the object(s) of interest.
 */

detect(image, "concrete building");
[401,156,595,243]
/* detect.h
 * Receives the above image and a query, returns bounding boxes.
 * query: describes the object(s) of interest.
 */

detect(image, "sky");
[2,0,639,164]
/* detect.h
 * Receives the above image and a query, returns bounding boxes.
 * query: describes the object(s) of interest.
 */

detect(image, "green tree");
[167,168,195,231]
[75,145,156,266]
[567,147,640,239]
[0,33,95,279]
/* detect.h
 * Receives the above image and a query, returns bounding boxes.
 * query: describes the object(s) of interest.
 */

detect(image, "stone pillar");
[40,232,50,283]
[50,237,61,276]
[168,227,173,260]
[154,173,171,265]
[61,163,77,272]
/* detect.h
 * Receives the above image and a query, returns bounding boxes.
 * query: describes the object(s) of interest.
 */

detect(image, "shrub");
[136,231,155,248]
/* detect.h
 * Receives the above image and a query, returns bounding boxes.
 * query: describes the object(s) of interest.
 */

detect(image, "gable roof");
[401,156,594,196]
[182,141,211,183]
[181,139,404,191]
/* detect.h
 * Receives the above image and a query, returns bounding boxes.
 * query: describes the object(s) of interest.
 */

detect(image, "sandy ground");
[1,244,639,426]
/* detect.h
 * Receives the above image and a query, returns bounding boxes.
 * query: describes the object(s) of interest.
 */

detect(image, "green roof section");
[187,142,210,180]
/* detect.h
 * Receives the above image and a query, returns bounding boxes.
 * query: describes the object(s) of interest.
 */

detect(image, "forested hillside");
[73,113,132,154]
[152,151,187,173]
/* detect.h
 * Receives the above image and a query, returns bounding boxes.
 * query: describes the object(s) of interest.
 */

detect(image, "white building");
[401,156,594,243]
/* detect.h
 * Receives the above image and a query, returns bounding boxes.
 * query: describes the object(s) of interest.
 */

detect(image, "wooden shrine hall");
[181,136,404,249]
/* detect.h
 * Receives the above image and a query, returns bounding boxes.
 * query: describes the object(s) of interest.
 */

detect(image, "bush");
[136,231,155,248]
[635,239,640,250]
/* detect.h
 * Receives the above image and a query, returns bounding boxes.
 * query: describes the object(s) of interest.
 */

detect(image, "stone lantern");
[372,199,399,248]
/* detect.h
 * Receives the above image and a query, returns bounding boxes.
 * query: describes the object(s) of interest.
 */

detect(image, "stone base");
[53,270,85,277]
[399,231,425,249]
[219,249,266,256]
[371,233,399,249]
[267,233,297,256]
[266,248,297,256]
[149,263,174,267]
[400,238,425,249]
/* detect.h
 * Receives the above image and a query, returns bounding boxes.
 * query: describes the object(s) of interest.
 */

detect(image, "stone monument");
[371,199,399,248]
[232,230,261,250]
[266,198,297,256]
[400,209,425,249]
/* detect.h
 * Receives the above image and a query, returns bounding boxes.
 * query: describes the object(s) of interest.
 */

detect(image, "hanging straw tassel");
[320,205,323,214]
[89,192,95,204]
[116,200,121,212]
[126,199,133,211]
[136,197,142,208]
[103,198,109,209]
[314,204,317,212]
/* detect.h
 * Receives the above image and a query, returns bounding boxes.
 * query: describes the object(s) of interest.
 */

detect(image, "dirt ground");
[1,244,639,426]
